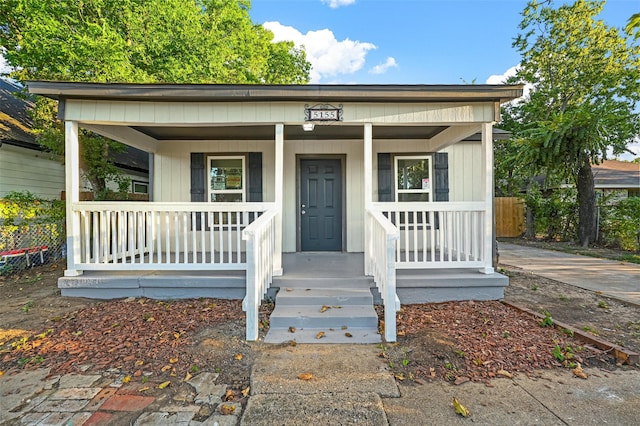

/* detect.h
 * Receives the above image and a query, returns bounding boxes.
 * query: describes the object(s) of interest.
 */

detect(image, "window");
[208,156,245,202]
[132,180,148,194]
[395,155,432,202]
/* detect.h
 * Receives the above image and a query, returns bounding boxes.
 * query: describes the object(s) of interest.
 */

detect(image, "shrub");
[599,197,640,251]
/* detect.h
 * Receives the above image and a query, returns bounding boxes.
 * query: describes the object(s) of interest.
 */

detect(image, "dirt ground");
[1,257,638,399]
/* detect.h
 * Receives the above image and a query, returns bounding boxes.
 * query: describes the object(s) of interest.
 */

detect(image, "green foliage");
[540,310,554,327]
[0,0,311,197]
[508,0,640,246]
[626,12,640,39]
[1,191,64,226]
[599,197,640,251]
[524,184,578,241]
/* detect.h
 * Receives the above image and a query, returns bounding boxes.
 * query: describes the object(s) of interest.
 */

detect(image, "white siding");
[0,145,65,199]
[66,100,496,126]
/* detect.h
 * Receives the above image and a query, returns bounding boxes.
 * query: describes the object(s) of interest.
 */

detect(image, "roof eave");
[27,81,524,104]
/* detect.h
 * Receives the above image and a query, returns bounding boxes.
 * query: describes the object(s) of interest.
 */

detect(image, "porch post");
[273,123,284,276]
[64,121,82,276]
[363,123,373,275]
[480,122,495,274]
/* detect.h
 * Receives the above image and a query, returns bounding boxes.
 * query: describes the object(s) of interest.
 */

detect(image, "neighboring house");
[0,79,65,199]
[0,79,149,200]
[592,160,640,201]
[28,81,523,342]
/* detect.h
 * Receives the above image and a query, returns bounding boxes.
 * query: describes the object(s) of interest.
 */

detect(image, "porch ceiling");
[131,124,449,141]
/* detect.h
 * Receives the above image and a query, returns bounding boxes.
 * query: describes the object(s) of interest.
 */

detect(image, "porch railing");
[242,208,278,341]
[71,202,274,271]
[365,208,400,342]
[373,201,486,269]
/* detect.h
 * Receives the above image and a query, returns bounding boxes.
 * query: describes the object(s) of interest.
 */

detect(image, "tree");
[508,0,640,246]
[0,0,310,198]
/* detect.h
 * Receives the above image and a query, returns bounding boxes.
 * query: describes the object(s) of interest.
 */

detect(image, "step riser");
[276,295,373,306]
[270,316,378,329]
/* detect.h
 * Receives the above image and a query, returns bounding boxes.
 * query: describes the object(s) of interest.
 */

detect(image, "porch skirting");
[58,254,508,302]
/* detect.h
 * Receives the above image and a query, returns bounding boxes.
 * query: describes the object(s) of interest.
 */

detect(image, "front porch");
[27,81,524,342]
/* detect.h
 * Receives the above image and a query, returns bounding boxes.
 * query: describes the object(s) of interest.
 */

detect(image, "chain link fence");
[1,193,66,275]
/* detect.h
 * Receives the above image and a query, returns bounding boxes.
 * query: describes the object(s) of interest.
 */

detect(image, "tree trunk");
[576,158,597,247]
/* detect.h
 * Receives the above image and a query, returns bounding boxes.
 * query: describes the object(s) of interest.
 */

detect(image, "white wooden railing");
[242,208,278,341]
[373,202,486,269]
[72,202,274,270]
[365,208,400,342]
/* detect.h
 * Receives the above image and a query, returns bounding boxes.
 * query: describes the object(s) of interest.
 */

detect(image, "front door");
[300,159,342,251]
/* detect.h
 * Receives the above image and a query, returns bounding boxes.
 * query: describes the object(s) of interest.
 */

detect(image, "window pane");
[397,159,430,190]
[398,193,430,202]
[210,159,243,190]
[210,193,243,202]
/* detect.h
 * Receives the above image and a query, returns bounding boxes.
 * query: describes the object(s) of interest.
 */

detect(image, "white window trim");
[207,155,246,202]
[131,180,148,194]
[394,155,433,202]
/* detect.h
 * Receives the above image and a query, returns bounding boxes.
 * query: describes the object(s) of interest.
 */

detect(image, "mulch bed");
[1,298,244,379]
[386,301,614,383]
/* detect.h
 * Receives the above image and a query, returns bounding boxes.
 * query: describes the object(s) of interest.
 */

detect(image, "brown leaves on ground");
[385,301,605,383]
[0,298,243,378]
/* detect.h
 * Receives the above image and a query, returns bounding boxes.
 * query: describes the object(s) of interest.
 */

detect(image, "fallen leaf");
[341,325,348,330]
[333,306,342,309]
[320,305,331,313]
[572,364,588,379]
[161,365,171,372]
[288,326,296,333]
[184,372,192,382]
[289,340,297,346]
[225,389,235,401]
[397,330,406,337]
[138,386,150,392]
[497,369,513,378]
[453,376,470,385]
[242,386,250,397]
[173,332,181,339]
[0,371,3,377]
[429,367,436,378]
[234,353,243,361]
[146,317,155,322]
[453,397,470,417]
[135,360,144,366]
[219,404,235,415]
[169,357,178,364]
[345,332,353,338]
[395,373,405,381]
[316,331,325,339]
[158,381,171,389]
[297,372,313,380]
[285,288,293,292]
[122,375,131,384]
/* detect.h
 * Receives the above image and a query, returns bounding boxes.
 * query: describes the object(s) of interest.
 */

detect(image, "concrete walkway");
[499,242,640,305]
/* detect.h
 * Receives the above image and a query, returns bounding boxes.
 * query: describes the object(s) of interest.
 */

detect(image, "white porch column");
[480,122,495,274]
[273,123,284,276]
[64,121,82,276]
[363,123,373,275]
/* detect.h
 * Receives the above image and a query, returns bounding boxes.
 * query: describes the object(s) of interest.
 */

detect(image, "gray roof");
[592,160,640,189]
[27,81,524,104]
[0,79,38,148]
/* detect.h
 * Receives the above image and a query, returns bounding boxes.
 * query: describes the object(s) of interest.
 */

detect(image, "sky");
[249,0,636,85]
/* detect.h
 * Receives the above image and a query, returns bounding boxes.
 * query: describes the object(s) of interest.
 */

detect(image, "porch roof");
[27,81,523,104]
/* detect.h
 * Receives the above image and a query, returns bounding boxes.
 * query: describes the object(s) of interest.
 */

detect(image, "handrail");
[366,207,400,342]
[242,207,278,341]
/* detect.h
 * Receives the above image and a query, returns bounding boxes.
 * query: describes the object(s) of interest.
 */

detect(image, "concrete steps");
[265,287,381,344]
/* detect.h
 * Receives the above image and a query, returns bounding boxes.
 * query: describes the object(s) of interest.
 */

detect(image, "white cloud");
[486,65,532,100]
[264,21,376,83]
[369,57,398,75]
[321,0,356,9]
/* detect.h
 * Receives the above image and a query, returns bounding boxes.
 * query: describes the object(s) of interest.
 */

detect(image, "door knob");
[301,210,306,215]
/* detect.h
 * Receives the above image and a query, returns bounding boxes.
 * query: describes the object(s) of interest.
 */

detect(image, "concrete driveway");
[499,242,640,305]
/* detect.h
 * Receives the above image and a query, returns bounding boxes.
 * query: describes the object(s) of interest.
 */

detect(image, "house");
[0,79,150,200]
[592,160,640,201]
[28,81,523,342]
[1,79,65,199]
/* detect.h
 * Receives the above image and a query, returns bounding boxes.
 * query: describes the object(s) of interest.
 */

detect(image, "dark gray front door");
[300,159,342,251]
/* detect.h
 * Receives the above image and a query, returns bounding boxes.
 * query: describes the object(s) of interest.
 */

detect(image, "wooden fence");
[495,197,525,237]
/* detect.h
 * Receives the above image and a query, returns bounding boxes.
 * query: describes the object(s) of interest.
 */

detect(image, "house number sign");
[304,104,343,121]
